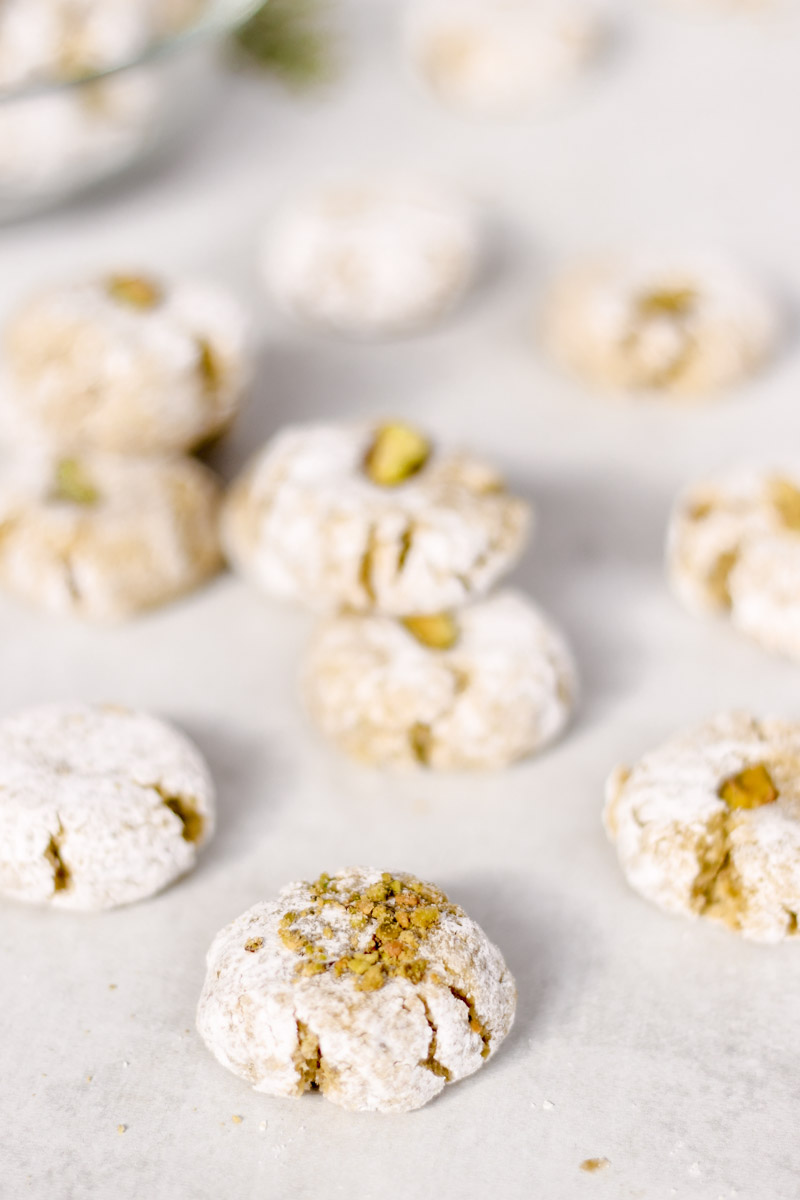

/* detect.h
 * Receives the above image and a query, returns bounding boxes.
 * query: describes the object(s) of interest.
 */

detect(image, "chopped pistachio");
[52,458,100,507]
[637,287,696,317]
[364,423,431,487]
[343,952,379,975]
[402,612,460,651]
[277,872,453,992]
[355,964,385,991]
[719,763,779,810]
[410,905,440,930]
[299,961,327,976]
[107,274,162,310]
[364,881,391,903]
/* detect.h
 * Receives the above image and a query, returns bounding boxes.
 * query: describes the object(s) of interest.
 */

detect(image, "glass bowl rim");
[0,0,264,104]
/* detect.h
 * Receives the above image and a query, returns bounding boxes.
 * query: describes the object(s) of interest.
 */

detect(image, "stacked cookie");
[0,270,250,620]
[223,418,578,769]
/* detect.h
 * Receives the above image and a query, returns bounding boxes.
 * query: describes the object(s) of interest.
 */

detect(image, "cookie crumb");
[117,1124,127,1135]
[232,1114,243,1124]
[258,1121,267,1132]
[580,1158,610,1173]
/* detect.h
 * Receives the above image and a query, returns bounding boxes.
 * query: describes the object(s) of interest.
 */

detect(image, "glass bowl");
[0,0,263,222]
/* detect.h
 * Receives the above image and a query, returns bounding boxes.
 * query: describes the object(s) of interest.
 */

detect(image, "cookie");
[196,867,516,1112]
[222,421,531,615]
[604,712,800,943]
[262,177,480,337]
[541,254,777,398]
[3,272,250,454]
[303,591,576,769]
[0,73,158,199]
[667,467,800,660]
[0,0,204,88]
[404,0,600,118]
[0,703,215,911]
[0,449,222,621]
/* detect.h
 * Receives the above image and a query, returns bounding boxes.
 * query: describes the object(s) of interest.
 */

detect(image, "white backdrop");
[2,3,800,1197]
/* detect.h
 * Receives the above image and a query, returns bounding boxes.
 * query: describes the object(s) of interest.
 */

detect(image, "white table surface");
[2,3,800,1198]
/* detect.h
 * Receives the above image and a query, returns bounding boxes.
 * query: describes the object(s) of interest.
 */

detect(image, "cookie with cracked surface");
[604,712,800,943]
[303,590,576,769]
[667,466,800,661]
[222,421,531,616]
[0,449,222,621]
[196,867,516,1112]
[0,703,214,911]
[541,254,777,398]
[262,176,480,337]
[404,0,601,118]
[3,272,250,454]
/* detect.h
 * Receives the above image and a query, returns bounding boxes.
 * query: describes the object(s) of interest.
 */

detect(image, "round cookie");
[222,421,531,615]
[604,712,800,943]
[667,466,800,660]
[541,254,777,398]
[404,0,601,118]
[0,73,159,198]
[303,591,576,770]
[0,449,222,621]
[3,271,250,454]
[0,703,215,911]
[196,867,516,1112]
[0,0,204,88]
[262,177,480,337]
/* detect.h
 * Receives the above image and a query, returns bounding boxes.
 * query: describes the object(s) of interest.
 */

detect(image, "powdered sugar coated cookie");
[4,272,250,454]
[405,0,601,118]
[0,448,222,621]
[197,867,516,1112]
[222,421,531,616]
[542,254,777,398]
[262,177,480,337]
[303,591,576,769]
[604,712,800,943]
[667,466,800,660]
[0,703,215,911]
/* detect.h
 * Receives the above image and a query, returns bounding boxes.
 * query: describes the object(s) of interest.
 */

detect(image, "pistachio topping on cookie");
[719,763,779,810]
[196,866,517,1113]
[402,612,460,650]
[107,273,163,310]
[364,423,432,487]
[280,871,451,993]
[52,458,100,506]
